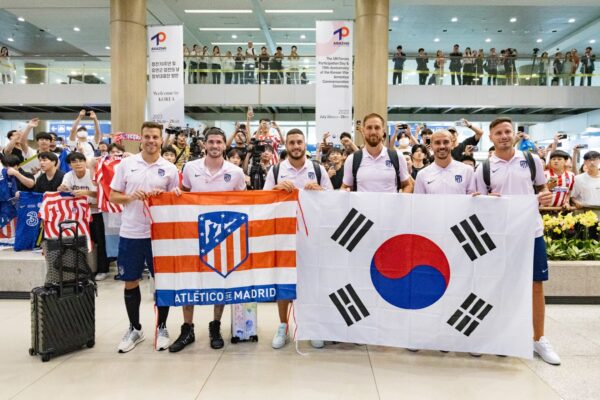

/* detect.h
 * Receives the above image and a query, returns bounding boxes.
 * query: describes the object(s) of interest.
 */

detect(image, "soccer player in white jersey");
[263,128,332,349]
[473,118,560,365]
[414,130,475,195]
[168,127,246,353]
[109,122,179,353]
[341,113,413,193]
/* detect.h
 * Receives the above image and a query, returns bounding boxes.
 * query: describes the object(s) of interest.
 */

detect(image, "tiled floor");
[1,277,599,400]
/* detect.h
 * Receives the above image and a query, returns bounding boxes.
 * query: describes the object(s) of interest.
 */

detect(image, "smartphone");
[472,146,479,152]
[557,133,567,140]
[425,138,431,145]
[85,111,92,116]
[575,144,589,149]
[356,120,361,126]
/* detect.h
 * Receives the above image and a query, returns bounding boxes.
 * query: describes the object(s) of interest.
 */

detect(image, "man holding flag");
[263,128,332,349]
[168,127,246,353]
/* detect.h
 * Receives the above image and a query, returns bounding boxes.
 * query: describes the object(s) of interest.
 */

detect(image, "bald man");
[414,130,476,195]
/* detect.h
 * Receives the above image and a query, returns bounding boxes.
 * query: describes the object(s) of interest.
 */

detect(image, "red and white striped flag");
[0,218,16,238]
[95,156,123,213]
[39,192,93,252]
[148,190,299,307]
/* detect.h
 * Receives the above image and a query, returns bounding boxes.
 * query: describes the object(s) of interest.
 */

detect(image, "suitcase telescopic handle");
[58,220,81,295]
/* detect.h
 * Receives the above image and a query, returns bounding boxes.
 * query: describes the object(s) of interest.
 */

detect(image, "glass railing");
[387,54,599,87]
[0,54,598,87]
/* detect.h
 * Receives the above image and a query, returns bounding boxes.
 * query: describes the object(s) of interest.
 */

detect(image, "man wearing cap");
[449,119,484,161]
[571,151,600,212]
[69,109,101,160]
[544,150,575,210]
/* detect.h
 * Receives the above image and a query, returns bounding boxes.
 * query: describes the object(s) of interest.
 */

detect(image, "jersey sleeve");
[318,165,333,191]
[262,166,276,190]
[464,166,476,195]
[166,165,179,192]
[109,160,126,192]
[473,164,489,194]
[234,168,247,191]
[532,154,547,186]
[396,150,410,182]
[341,154,354,188]
[413,172,426,194]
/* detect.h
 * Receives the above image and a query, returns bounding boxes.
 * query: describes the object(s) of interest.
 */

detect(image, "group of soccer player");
[105,114,565,366]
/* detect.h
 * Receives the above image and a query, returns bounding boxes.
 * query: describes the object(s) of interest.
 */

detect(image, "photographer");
[225,122,251,160]
[69,110,101,160]
[163,127,191,169]
[388,123,419,153]
[243,140,274,190]
[449,118,484,161]
[248,107,284,163]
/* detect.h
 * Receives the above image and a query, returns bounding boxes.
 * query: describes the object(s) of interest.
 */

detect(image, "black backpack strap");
[311,160,321,185]
[273,163,280,185]
[523,151,538,194]
[387,149,401,191]
[351,150,363,192]
[482,157,491,194]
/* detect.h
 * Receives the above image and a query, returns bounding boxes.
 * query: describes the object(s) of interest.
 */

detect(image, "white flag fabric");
[296,191,537,359]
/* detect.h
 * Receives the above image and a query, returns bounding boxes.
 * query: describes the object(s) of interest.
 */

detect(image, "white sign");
[315,21,353,144]
[147,25,184,127]
[295,191,536,359]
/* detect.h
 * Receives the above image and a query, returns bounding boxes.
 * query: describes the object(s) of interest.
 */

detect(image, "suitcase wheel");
[86,339,95,348]
[250,335,258,342]
[231,336,240,344]
[28,348,36,356]
[41,354,51,362]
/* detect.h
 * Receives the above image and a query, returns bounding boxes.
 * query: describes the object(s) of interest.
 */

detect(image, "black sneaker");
[209,320,224,349]
[168,323,195,353]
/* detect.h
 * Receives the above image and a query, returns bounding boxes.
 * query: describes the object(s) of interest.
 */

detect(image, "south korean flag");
[295,192,537,359]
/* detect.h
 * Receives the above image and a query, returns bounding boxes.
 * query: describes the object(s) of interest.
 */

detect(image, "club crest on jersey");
[308,171,316,180]
[158,168,165,176]
[520,160,528,168]
[455,175,463,183]
[198,211,249,278]
[224,173,231,182]
[385,160,392,167]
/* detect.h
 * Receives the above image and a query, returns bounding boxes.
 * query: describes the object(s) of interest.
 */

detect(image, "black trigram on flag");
[331,208,373,252]
[447,293,494,337]
[451,214,496,261]
[329,284,370,326]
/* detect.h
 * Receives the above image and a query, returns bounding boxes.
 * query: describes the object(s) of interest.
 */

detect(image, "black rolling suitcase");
[30,220,96,362]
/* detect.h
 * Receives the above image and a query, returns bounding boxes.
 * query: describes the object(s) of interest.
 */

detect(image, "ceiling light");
[99,77,105,80]
[451,17,458,22]
[434,38,440,42]
[199,28,260,31]
[300,34,306,39]
[510,17,517,23]
[92,72,98,76]
[21,75,27,79]
[185,9,252,13]
[231,34,237,39]
[277,42,315,46]
[485,38,492,42]
[73,27,80,32]
[265,9,333,14]
[7,37,14,42]
[568,18,576,23]
[211,42,266,46]
[70,70,77,75]
[303,59,310,63]
[17,17,24,22]
[536,38,543,43]
[20,79,26,84]
[55,79,63,83]
[105,46,111,50]
[392,16,399,22]
[590,39,597,44]
[271,28,316,31]
[56,37,63,42]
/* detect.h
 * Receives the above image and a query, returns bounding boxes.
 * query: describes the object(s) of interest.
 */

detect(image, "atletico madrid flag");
[95,156,123,213]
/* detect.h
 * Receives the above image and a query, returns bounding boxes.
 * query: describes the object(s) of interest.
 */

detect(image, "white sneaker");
[95,273,108,281]
[118,326,145,353]
[534,336,561,365]
[155,327,170,351]
[469,352,482,357]
[310,340,324,349]
[271,323,289,349]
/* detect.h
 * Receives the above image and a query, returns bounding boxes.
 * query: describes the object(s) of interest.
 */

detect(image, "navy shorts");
[117,237,154,281]
[533,236,549,282]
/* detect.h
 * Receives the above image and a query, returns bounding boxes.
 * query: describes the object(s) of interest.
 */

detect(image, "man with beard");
[263,128,332,350]
[341,113,412,193]
[473,117,559,365]
[109,122,179,353]
[168,127,246,353]
[414,130,475,195]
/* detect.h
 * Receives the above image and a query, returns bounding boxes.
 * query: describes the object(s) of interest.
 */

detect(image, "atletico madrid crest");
[198,211,249,277]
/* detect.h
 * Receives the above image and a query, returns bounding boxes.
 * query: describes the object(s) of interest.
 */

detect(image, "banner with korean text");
[148,191,298,306]
[147,25,184,127]
[315,21,353,144]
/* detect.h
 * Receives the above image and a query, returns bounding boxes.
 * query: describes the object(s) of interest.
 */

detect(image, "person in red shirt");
[544,150,575,210]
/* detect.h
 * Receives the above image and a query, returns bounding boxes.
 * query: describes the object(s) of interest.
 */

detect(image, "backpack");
[351,149,400,192]
[273,160,322,185]
[482,151,538,194]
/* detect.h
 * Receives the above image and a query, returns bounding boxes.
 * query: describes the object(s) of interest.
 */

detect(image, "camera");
[166,126,189,136]
[557,133,568,140]
[533,48,540,55]
[249,137,272,159]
